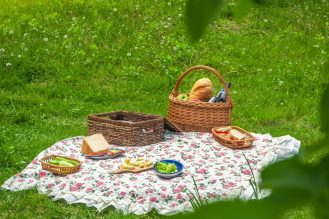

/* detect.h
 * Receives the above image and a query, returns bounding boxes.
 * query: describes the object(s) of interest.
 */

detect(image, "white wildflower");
[64,35,68,39]
[9,30,14,34]
[0,48,5,52]
[43,37,48,42]
[17,55,22,58]
[178,13,183,17]
[127,52,131,57]
[6,63,11,67]
[113,8,118,12]
[313,45,319,48]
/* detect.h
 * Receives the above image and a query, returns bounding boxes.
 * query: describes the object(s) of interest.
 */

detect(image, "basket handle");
[171,65,233,106]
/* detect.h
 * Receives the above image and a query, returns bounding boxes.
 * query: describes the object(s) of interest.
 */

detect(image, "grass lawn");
[0,0,328,218]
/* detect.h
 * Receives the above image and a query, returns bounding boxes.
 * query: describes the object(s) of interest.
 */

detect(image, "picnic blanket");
[1,132,300,215]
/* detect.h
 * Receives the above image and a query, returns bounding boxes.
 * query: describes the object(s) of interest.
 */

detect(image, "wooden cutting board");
[110,165,153,174]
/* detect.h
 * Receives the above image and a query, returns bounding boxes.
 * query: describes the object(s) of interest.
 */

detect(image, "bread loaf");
[229,129,246,140]
[189,78,213,101]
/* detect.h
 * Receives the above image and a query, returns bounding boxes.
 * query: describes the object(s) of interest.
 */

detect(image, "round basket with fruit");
[40,155,81,175]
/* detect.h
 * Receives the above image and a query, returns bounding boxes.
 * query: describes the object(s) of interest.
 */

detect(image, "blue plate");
[153,159,184,179]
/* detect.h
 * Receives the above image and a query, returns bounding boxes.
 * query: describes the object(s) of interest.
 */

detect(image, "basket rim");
[212,133,252,149]
[169,94,233,109]
[88,111,164,127]
[212,126,254,141]
[212,126,254,145]
[40,155,82,168]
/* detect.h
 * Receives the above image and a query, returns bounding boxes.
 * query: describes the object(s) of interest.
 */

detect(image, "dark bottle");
[208,82,231,103]
[218,82,231,102]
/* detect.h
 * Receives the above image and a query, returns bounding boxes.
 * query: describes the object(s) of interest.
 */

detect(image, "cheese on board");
[81,134,110,155]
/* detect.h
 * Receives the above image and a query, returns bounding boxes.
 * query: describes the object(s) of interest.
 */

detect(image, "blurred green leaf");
[236,0,253,21]
[300,84,329,160]
[186,0,225,41]
[320,85,329,136]
[261,156,328,195]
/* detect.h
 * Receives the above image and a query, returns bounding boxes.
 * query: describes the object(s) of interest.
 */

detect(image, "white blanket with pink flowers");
[1,132,300,215]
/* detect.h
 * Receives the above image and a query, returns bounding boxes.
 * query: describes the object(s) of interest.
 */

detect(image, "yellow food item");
[128,165,135,170]
[145,161,153,167]
[136,157,144,161]
[189,78,213,101]
[124,158,131,164]
[121,163,130,169]
[138,163,145,168]
[81,134,110,155]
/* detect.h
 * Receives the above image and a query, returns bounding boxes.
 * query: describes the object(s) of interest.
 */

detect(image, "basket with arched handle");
[168,65,233,132]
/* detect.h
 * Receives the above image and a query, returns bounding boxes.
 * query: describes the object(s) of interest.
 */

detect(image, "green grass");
[0,0,328,218]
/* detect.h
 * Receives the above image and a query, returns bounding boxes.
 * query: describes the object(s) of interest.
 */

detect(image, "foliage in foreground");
[174,0,329,218]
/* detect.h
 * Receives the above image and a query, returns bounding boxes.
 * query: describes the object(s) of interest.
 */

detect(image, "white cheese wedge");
[81,133,110,155]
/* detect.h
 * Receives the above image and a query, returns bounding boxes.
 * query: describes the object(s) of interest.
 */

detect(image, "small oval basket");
[40,155,81,175]
[168,65,233,132]
[212,126,254,149]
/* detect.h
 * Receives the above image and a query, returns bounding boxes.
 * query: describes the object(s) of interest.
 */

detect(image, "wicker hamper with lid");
[88,111,180,146]
[168,65,233,132]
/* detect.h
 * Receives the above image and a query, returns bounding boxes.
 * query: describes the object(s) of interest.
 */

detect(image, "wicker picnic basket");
[40,155,81,175]
[212,126,254,149]
[88,111,179,146]
[168,65,233,132]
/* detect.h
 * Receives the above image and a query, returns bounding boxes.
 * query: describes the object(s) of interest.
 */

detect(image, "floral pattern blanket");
[1,132,300,215]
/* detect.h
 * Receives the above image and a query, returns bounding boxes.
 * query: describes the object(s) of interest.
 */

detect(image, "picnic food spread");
[4,65,301,216]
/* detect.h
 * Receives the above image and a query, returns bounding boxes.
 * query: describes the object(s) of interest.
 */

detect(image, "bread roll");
[189,78,213,101]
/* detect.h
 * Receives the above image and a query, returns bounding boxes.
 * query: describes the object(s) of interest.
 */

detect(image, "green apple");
[177,94,189,101]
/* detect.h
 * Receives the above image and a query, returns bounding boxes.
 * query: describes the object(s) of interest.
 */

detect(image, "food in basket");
[177,93,189,101]
[48,156,79,167]
[81,133,110,155]
[189,78,213,101]
[229,129,247,140]
[214,126,231,134]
